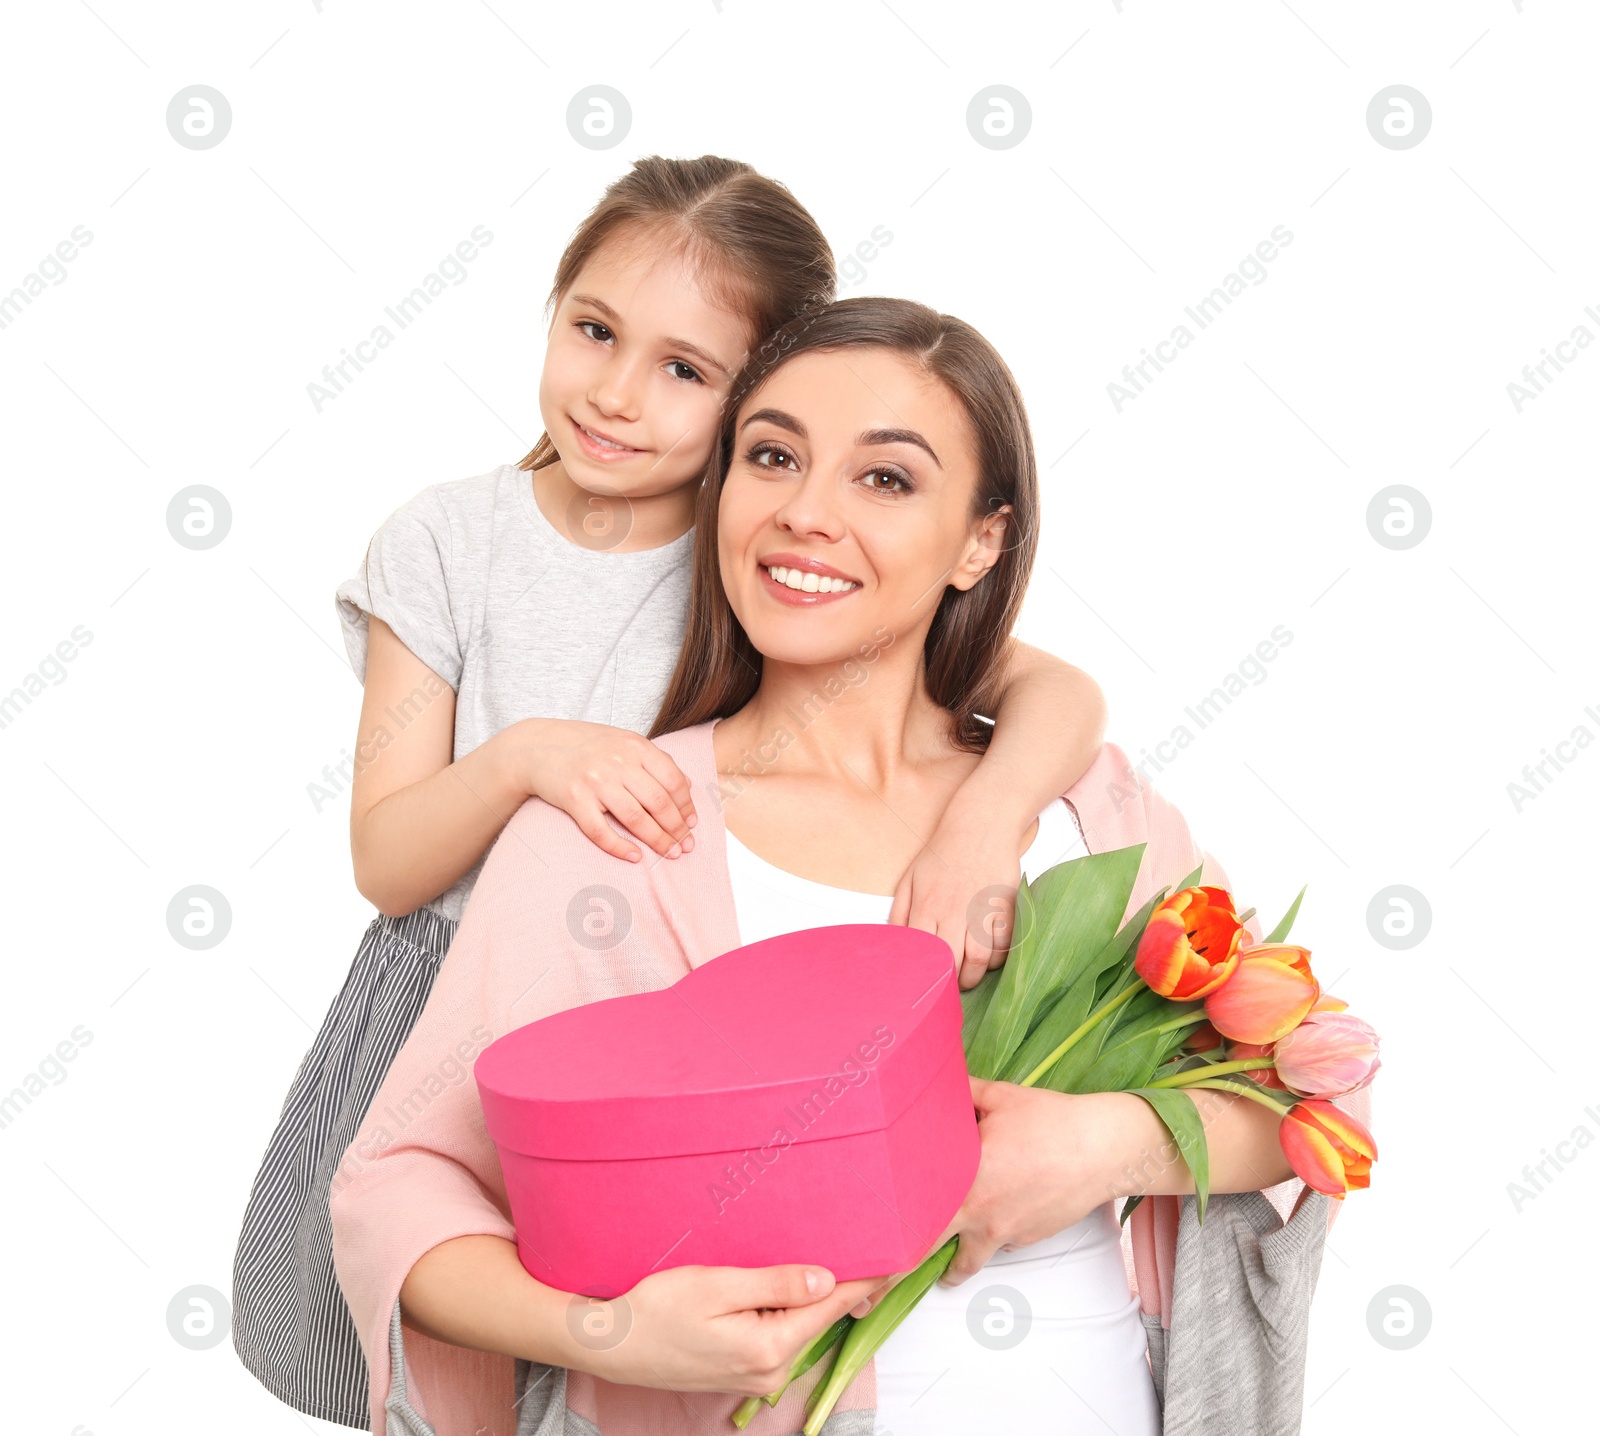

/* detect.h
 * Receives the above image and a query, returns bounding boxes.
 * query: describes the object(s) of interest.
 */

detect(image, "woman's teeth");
[766,565,858,594]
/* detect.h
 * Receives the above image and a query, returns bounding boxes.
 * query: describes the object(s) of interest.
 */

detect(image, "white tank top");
[723,800,1161,1434]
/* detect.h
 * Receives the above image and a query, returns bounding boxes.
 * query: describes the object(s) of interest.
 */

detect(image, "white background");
[2,1,1595,1431]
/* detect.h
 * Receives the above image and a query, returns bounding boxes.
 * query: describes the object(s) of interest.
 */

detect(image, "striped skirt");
[231,908,457,1428]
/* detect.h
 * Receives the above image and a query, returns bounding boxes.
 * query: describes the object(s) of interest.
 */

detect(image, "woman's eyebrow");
[740,408,807,437]
[858,427,942,469]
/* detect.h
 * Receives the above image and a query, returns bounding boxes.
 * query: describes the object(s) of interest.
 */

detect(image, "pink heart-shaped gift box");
[475,923,980,1297]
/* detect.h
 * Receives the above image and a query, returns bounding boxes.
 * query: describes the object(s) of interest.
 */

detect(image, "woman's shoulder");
[492,721,719,863]
[1065,742,1205,875]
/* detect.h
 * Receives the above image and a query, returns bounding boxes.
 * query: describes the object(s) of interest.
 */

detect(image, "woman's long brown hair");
[649,296,1040,754]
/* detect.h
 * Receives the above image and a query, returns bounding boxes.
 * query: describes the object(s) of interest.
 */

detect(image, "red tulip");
[1184,1019,1225,1054]
[1272,1011,1380,1100]
[1135,887,1243,1000]
[1204,945,1319,1044]
[1280,1099,1376,1197]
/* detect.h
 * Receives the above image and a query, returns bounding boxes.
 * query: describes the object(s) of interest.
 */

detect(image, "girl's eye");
[576,320,613,344]
[861,465,913,495]
[746,441,797,471]
[667,360,705,384]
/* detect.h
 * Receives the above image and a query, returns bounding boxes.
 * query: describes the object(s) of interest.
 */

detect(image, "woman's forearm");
[399,1233,582,1369]
[1102,1087,1296,1200]
[350,723,534,917]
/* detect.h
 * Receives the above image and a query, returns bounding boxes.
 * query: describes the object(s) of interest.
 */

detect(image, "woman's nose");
[773,468,846,542]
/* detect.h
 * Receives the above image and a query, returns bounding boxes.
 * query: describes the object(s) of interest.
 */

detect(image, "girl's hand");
[580,1262,884,1396]
[890,801,1025,990]
[517,719,697,863]
[855,1079,1129,1312]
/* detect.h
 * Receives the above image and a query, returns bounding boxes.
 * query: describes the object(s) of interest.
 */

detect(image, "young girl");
[231,156,1108,1430]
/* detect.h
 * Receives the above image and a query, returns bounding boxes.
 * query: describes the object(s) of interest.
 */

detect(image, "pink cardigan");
[330,722,1370,1435]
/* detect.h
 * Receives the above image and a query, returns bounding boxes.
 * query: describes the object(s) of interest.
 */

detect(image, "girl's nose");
[590,355,645,421]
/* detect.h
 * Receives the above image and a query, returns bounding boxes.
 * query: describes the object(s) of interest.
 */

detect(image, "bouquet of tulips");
[732,842,1380,1434]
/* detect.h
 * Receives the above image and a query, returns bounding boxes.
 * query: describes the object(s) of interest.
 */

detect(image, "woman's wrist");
[1095,1090,1188,1202]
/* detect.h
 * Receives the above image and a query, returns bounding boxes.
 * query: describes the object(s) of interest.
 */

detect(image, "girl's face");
[539,235,753,499]
[718,347,1008,669]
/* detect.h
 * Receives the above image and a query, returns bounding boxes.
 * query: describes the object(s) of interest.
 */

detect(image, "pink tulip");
[1272,1011,1380,1100]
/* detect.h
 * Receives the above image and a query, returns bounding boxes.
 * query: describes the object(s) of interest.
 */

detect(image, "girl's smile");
[568,416,650,463]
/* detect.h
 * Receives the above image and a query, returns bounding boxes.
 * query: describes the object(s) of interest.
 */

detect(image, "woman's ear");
[950,503,1012,592]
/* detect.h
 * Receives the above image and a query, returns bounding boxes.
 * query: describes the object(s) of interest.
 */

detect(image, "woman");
[330,297,1365,1435]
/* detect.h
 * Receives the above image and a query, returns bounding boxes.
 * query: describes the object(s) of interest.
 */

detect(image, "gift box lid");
[476,924,963,1161]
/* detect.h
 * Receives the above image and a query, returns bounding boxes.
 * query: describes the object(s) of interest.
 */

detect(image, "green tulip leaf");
[1264,885,1307,944]
[959,963,1004,1058]
[965,845,1145,1080]
[1128,1085,1212,1225]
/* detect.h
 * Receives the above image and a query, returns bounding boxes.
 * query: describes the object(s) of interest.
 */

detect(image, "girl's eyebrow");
[569,292,731,378]
[667,336,732,377]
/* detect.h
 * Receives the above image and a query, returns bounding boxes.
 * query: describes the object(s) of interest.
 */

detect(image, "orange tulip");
[1204,945,1319,1044]
[1184,1019,1225,1054]
[1311,992,1348,1014]
[1134,886,1243,1000]
[1279,1099,1376,1197]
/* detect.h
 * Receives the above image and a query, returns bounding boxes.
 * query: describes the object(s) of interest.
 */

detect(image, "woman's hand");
[515,718,698,863]
[856,1079,1131,1311]
[890,797,1026,990]
[580,1262,884,1396]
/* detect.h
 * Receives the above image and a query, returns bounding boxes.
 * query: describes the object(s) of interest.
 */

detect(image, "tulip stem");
[1181,1077,1295,1116]
[1021,980,1146,1089]
[801,1238,958,1436]
[732,1315,852,1425]
[1149,1057,1277,1088]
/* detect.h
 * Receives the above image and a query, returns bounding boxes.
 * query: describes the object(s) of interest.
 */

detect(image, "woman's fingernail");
[687,813,698,828]
[850,1299,871,1317]
[804,1268,825,1296]
[682,834,695,852]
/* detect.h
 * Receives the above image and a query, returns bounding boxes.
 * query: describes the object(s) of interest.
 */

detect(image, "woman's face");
[718,347,1007,669]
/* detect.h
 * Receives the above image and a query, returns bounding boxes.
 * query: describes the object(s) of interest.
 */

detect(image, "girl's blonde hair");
[518,155,836,474]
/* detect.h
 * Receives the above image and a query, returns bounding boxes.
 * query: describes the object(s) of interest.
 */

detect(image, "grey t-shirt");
[335,461,694,921]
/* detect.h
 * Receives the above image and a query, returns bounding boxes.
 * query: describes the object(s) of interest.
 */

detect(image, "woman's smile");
[758,551,862,604]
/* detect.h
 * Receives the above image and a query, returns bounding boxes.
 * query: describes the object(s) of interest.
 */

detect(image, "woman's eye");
[747,443,796,470]
[862,466,912,494]
[667,360,704,383]
[577,320,613,343]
